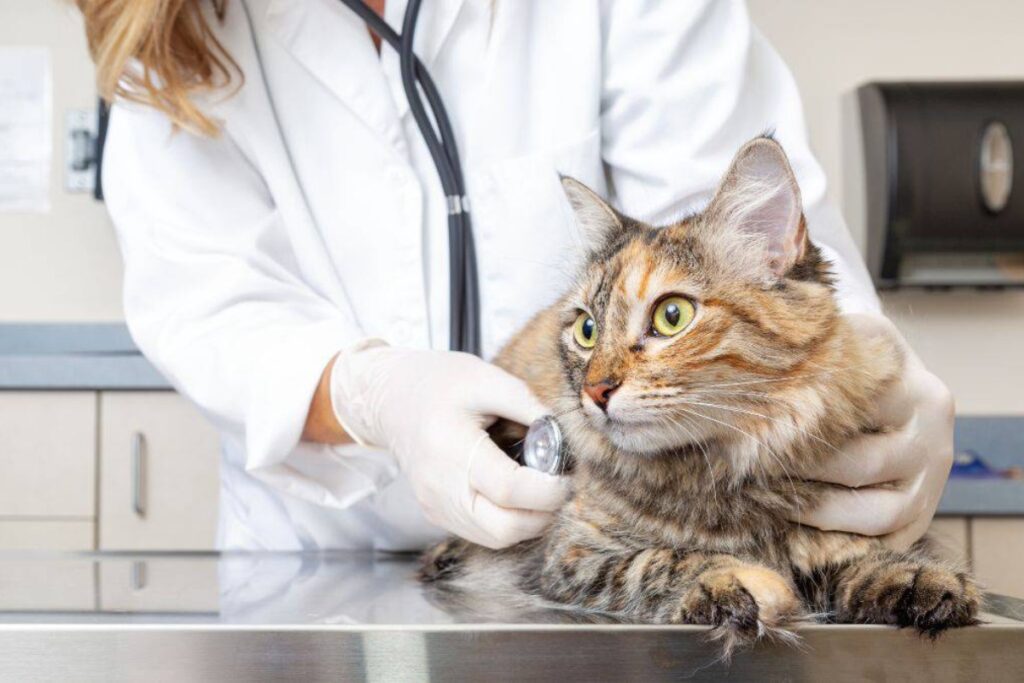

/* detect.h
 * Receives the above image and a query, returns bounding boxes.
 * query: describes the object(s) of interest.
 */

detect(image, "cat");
[420,136,979,655]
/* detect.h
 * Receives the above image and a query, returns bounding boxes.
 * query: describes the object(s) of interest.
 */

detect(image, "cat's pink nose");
[584,380,620,412]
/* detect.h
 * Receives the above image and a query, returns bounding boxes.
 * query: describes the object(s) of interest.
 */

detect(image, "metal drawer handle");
[131,561,147,591]
[131,432,146,518]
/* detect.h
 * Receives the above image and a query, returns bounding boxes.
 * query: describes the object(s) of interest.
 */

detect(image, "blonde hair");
[77,0,239,135]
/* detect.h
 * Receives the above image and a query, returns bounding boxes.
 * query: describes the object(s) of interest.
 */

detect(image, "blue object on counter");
[951,449,1010,479]
[938,417,1024,516]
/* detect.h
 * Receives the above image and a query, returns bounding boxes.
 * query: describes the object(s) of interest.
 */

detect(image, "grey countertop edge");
[0,355,171,390]
[0,323,170,390]
[936,479,1024,516]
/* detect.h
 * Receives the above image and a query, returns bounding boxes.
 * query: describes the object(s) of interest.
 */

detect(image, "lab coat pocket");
[471,127,603,354]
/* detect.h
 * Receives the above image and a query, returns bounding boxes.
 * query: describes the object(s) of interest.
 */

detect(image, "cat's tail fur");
[420,537,644,627]
[419,538,552,614]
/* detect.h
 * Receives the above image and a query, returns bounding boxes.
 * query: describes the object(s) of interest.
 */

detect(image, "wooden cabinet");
[971,518,1024,598]
[0,392,96,517]
[0,390,220,552]
[931,516,1024,599]
[98,392,220,551]
[0,392,97,549]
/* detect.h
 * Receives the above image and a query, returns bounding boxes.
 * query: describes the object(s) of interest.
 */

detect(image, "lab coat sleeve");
[103,103,396,511]
[598,0,880,314]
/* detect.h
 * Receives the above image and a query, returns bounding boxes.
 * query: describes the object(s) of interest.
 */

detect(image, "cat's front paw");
[841,560,980,636]
[680,564,802,653]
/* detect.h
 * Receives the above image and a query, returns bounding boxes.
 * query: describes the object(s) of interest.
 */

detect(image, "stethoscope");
[521,416,566,476]
[339,0,566,474]
[241,0,564,471]
[338,0,480,357]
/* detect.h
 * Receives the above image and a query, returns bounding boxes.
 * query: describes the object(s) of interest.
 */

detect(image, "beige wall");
[0,0,123,322]
[749,0,1024,415]
[0,1,1021,412]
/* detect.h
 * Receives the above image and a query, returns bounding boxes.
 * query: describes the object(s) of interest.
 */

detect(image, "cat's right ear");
[561,176,624,250]
[704,137,807,280]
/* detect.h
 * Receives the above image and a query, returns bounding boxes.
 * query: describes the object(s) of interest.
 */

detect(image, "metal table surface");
[0,552,1021,682]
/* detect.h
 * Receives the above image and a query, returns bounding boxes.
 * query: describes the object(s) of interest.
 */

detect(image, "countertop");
[0,552,1021,682]
[0,323,169,390]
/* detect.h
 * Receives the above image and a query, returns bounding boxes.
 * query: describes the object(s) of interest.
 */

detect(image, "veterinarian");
[83,0,954,551]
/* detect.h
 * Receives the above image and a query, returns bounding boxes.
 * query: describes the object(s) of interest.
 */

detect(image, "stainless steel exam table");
[0,552,1021,682]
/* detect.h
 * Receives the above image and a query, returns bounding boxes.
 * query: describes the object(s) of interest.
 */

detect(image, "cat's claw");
[842,562,981,636]
[680,565,802,655]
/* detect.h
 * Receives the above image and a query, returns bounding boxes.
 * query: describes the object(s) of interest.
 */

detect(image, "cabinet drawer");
[0,392,96,517]
[99,557,218,613]
[971,518,1024,598]
[99,392,220,550]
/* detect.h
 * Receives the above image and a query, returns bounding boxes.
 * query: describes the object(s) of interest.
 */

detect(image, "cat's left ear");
[561,176,624,250]
[705,137,808,279]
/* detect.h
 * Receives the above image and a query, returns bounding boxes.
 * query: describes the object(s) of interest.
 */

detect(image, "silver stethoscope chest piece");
[523,416,565,475]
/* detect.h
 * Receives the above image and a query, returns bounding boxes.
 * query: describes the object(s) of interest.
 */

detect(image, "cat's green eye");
[651,296,696,337]
[573,312,598,349]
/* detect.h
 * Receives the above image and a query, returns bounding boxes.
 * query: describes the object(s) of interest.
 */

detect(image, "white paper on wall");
[0,47,52,213]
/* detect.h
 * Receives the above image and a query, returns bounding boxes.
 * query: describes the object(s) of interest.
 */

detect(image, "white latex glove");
[791,314,955,550]
[330,342,569,549]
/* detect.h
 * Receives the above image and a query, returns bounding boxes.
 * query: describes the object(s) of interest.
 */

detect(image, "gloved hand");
[330,342,569,548]
[790,314,955,549]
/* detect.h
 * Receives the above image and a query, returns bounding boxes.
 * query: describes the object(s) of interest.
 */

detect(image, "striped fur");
[421,138,979,656]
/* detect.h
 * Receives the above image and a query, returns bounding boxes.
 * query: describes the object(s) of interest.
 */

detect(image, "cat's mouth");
[580,395,720,455]
[602,418,695,455]
[585,407,690,455]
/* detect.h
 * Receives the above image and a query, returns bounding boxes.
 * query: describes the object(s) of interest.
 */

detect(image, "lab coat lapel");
[265,0,406,153]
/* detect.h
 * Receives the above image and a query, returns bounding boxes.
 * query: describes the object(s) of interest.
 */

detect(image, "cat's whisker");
[648,388,771,400]
[673,398,839,454]
[692,361,883,392]
[674,405,800,502]
[678,412,720,508]
[691,390,772,402]
[654,412,719,509]
[639,390,773,409]
[550,406,584,420]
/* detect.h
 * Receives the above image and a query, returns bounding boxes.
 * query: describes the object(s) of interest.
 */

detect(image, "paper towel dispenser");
[858,81,1024,289]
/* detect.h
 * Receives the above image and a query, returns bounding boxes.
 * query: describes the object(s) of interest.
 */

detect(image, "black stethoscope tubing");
[337,0,481,356]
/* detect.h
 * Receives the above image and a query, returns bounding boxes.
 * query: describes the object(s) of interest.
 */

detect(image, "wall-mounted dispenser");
[858,82,1024,289]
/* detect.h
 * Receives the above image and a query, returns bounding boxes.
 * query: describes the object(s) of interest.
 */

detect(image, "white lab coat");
[103,0,880,551]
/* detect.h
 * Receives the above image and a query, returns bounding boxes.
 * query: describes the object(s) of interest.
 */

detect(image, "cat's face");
[555,138,838,467]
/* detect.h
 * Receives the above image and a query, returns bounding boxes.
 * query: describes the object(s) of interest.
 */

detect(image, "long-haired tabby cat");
[421,136,979,653]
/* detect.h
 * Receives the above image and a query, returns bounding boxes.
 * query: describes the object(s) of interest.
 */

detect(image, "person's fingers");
[468,437,569,512]
[844,313,915,428]
[466,363,549,426]
[798,428,921,488]
[868,377,915,429]
[788,483,925,537]
[470,493,555,549]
